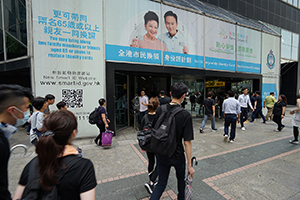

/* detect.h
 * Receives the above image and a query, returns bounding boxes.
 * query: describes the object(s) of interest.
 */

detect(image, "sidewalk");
[8,106,300,200]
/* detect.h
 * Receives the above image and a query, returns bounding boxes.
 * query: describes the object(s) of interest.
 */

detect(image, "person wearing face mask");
[28,97,48,145]
[0,84,33,200]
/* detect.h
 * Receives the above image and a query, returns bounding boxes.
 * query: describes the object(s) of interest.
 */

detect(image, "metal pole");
[1,0,7,63]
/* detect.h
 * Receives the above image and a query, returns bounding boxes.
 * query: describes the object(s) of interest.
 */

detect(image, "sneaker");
[262,121,267,124]
[94,139,98,145]
[241,127,246,131]
[199,129,204,133]
[145,182,154,194]
[223,135,228,142]
[212,128,217,132]
[249,120,254,123]
[289,140,299,144]
[281,125,285,130]
[229,140,234,143]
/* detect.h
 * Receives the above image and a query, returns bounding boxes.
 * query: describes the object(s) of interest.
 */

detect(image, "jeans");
[224,114,237,141]
[150,155,186,200]
[138,110,148,124]
[251,107,266,122]
[200,114,215,130]
[240,107,248,127]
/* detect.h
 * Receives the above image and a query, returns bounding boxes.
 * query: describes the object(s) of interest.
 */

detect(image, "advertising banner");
[236,26,261,73]
[161,5,204,68]
[204,17,236,71]
[105,0,162,64]
[32,0,104,137]
[261,33,280,100]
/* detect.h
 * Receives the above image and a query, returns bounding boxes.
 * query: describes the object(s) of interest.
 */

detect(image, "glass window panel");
[6,34,27,60]
[292,46,298,60]
[281,30,292,46]
[292,33,299,47]
[0,31,4,61]
[293,0,298,6]
[288,0,293,4]
[281,44,292,59]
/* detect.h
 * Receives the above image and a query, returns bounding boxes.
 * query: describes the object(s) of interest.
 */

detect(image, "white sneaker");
[241,127,246,131]
[223,135,228,142]
[229,140,234,143]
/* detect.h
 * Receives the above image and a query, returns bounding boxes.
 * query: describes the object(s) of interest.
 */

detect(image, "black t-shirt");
[0,130,11,200]
[158,97,170,105]
[139,113,156,131]
[255,96,263,108]
[250,96,256,107]
[154,104,194,158]
[19,155,97,200]
[203,98,215,115]
[273,101,287,116]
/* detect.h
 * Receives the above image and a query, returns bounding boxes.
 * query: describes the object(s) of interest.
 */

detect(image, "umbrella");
[185,157,198,200]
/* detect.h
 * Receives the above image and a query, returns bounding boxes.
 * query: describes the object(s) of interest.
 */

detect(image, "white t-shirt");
[139,95,148,112]
[28,111,45,141]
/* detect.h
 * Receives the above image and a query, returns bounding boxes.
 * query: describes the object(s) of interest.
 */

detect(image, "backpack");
[138,104,183,157]
[137,114,153,148]
[21,156,80,200]
[88,107,99,124]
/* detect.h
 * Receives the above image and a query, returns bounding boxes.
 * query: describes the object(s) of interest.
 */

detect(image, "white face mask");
[12,107,30,127]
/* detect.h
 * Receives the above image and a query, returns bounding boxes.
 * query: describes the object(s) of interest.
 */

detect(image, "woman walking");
[273,94,287,132]
[13,110,97,199]
[289,95,300,144]
[94,98,110,146]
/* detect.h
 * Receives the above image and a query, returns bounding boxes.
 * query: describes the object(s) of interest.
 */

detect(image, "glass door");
[115,73,129,130]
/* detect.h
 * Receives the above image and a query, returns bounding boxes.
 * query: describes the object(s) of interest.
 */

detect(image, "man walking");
[250,91,267,123]
[199,91,217,133]
[0,84,32,200]
[150,82,195,200]
[238,88,254,131]
[138,90,148,125]
[264,92,276,121]
[222,90,241,143]
[158,90,170,105]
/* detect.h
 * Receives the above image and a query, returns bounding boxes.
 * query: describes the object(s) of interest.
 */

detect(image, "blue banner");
[262,83,278,101]
[163,52,203,68]
[106,44,161,64]
[205,57,235,71]
[237,61,261,73]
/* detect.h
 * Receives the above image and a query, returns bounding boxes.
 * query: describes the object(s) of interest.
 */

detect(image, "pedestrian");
[189,93,196,111]
[150,82,195,200]
[217,92,225,119]
[139,97,160,194]
[139,90,149,125]
[272,94,287,132]
[289,95,300,144]
[44,94,55,117]
[94,98,110,146]
[238,88,254,131]
[28,97,48,145]
[250,91,266,123]
[263,92,276,121]
[199,91,217,133]
[181,97,188,108]
[56,101,67,110]
[222,90,241,143]
[13,110,97,200]
[0,84,32,200]
[132,93,139,130]
[158,90,170,105]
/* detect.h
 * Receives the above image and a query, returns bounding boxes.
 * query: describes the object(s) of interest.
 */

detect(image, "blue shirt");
[222,97,241,115]
[158,31,187,53]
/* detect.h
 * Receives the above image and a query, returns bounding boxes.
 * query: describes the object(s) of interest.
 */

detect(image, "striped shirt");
[222,97,241,115]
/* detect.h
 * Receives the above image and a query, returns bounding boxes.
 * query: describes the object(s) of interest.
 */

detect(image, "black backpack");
[88,107,99,124]
[138,104,183,157]
[137,115,152,148]
[21,156,80,200]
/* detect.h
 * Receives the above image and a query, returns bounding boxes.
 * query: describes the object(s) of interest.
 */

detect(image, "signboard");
[206,81,225,87]
[204,17,236,71]
[32,0,104,137]
[236,26,261,73]
[261,33,280,101]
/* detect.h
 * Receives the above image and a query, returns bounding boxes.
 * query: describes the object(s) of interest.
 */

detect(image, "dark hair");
[171,82,188,99]
[279,94,287,104]
[144,11,159,27]
[227,90,235,97]
[160,90,165,96]
[98,98,106,106]
[270,92,274,95]
[56,101,66,110]
[241,88,247,92]
[36,110,77,190]
[207,91,213,97]
[45,94,55,100]
[255,91,260,95]
[249,92,254,96]
[148,97,160,112]
[164,10,178,23]
[32,97,47,110]
[0,84,33,113]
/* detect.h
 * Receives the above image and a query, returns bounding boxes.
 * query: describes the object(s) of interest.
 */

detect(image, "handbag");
[101,129,113,147]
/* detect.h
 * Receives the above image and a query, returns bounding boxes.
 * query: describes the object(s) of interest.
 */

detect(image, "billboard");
[204,17,236,71]
[261,33,280,100]
[32,0,104,137]
[236,26,261,73]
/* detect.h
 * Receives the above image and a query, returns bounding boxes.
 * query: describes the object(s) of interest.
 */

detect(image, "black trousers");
[146,151,158,183]
[95,124,105,145]
[240,107,248,127]
[293,126,299,141]
[273,115,283,131]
